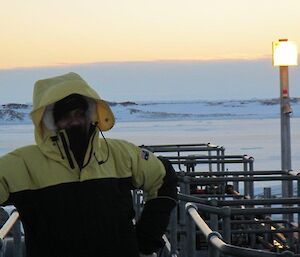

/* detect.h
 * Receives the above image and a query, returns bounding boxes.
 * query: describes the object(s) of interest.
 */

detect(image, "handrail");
[164,155,251,159]
[185,203,298,257]
[0,210,19,240]
[162,234,179,257]
[0,209,20,252]
[288,170,300,176]
[178,193,209,204]
[141,143,223,152]
[180,170,288,176]
[178,175,300,184]
[179,193,300,206]
[170,159,254,164]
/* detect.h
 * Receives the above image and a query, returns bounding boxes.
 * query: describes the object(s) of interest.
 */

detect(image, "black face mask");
[53,94,88,124]
[66,124,89,168]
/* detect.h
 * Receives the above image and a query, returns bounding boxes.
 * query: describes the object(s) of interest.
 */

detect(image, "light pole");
[272,39,298,199]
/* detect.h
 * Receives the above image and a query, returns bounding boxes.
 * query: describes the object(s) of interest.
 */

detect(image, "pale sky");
[1,0,300,103]
[1,0,300,69]
[1,60,300,103]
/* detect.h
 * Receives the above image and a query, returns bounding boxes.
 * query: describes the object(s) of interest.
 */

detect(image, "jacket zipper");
[59,131,75,169]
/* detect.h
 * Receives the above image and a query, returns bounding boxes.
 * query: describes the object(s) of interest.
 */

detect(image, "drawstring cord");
[93,123,110,166]
[50,136,65,160]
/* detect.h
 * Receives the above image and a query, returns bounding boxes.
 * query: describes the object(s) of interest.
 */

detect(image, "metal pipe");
[179,193,300,206]
[230,207,300,215]
[222,207,231,244]
[249,157,255,198]
[279,65,294,228]
[0,211,19,240]
[209,206,219,257]
[182,170,288,176]
[244,159,250,198]
[264,188,272,244]
[280,66,292,195]
[178,175,300,184]
[178,181,188,257]
[221,147,225,171]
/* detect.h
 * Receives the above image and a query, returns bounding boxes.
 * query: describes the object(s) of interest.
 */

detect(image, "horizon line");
[2,96,300,106]
[0,55,274,71]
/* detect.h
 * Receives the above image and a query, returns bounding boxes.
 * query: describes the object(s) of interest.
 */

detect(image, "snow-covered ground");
[1,98,300,124]
[1,99,300,195]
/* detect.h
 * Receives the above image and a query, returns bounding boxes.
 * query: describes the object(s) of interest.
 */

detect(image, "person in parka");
[0,72,178,257]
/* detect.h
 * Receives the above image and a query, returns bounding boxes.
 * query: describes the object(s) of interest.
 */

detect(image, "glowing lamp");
[272,39,298,66]
[271,39,298,205]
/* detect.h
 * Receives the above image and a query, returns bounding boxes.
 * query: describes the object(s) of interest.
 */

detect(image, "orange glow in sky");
[1,0,299,69]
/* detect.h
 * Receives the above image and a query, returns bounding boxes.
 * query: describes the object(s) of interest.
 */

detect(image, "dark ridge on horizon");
[2,97,300,108]
[1,97,300,123]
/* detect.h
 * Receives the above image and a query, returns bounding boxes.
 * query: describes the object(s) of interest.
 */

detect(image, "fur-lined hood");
[30,72,115,162]
[31,72,114,133]
[42,97,97,131]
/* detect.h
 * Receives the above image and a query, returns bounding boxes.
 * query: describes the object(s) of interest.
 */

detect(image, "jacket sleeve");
[0,176,9,205]
[0,153,17,205]
[0,150,30,205]
[129,145,178,254]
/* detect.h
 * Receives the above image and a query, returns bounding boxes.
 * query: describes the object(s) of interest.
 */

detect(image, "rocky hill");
[1,98,300,124]
[0,104,32,123]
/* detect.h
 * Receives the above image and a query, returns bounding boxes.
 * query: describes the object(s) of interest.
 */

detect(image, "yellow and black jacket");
[0,73,177,257]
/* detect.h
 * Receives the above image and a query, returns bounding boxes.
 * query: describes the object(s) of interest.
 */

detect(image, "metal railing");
[185,202,299,257]
[0,209,23,257]
[0,211,19,240]
[141,143,300,257]
[172,170,300,256]
[141,143,226,172]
